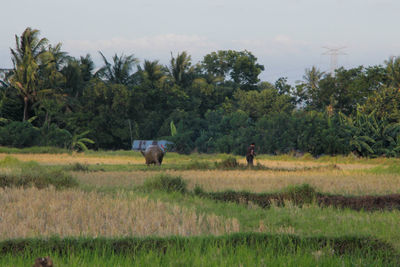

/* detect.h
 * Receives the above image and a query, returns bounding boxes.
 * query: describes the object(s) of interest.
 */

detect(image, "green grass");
[0,146,70,154]
[0,156,78,189]
[369,165,400,174]
[0,234,397,267]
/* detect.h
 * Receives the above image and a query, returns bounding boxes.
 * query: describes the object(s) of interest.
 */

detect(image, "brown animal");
[32,256,53,267]
[140,145,165,166]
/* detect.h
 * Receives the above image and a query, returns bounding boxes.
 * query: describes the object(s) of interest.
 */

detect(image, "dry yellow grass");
[0,152,206,165]
[0,153,142,165]
[75,169,400,195]
[0,187,239,239]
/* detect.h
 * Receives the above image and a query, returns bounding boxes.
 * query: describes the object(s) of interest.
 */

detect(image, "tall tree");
[168,51,194,87]
[296,66,324,107]
[385,56,400,88]
[62,54,94,98]
[9,27,48,121]
[201,50,264,90]
[96,52,138,85]
[141,60,166,85]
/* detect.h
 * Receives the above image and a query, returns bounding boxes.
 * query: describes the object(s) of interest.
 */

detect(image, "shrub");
[0,121,39,147]
[215,157,240,169]
[67,162,90,172]
[142,174,187,193]
[193,184,206,196]
[40,124,72,148]
[282,183,317,204]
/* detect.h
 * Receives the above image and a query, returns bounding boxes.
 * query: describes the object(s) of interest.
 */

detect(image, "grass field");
[1,148,400,266]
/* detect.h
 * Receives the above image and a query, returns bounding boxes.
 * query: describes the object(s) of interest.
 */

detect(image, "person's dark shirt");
[246,145,255,157]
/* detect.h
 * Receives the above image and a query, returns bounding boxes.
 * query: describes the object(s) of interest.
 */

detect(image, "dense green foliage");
[2,27,400,156]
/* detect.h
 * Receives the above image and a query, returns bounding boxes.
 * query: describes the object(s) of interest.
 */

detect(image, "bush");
[283,183,317,204]
[40,124,72,148]
[67,162,90,172]
[193,184,206,196]
[0,121,39,147]
[215,157,240,169]
[142,174,187,193]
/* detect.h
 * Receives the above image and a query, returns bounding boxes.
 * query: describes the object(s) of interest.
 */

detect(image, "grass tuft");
[141,174,188,194]
[215,157,240,168]
[67,162,90,172]
[283,183,317,204]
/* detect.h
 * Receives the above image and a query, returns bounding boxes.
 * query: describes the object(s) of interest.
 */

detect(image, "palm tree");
[299,66,324,107]
[169,51,194,87]
[39,43,68,91]
[96,52,138,85]
[143,60,165,83]
[303,66,323,90]
[79,54,95,82]
[9,27,48,121]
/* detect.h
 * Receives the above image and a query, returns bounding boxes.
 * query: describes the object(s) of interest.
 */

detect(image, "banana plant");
[69,130,95,151]
[339,108,376,156]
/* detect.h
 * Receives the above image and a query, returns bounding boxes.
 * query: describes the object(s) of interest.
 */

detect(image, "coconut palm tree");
[39,43,68,91]
[168,51,194,87]
[9,27,48,121]
[96,52,138,85]
[142,60,166,85]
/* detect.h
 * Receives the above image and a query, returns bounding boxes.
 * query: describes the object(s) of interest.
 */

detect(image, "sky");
[1,0,400,84]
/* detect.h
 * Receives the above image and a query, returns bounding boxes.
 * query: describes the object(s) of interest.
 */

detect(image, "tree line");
[1,27,400,156]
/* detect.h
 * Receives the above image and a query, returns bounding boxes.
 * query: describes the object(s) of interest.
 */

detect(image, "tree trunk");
[23,96,28,121]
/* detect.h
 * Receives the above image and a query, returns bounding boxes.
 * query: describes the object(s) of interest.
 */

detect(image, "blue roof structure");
[132,140,173,152]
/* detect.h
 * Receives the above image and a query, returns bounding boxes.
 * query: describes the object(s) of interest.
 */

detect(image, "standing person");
[246,143,256,167]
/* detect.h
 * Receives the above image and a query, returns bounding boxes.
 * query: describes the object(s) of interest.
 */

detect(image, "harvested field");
[1,151,400,266]
[0,187,239,239]
[75,169,400,195]
[0,153,143,165]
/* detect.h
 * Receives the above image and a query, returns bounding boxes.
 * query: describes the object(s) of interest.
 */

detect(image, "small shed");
[132,140,173,152]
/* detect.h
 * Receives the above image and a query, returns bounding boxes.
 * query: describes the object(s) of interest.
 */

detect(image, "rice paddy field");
[0,147,400,266]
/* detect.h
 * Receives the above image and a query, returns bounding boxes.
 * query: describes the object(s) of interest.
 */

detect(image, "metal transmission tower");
[322,46,347,75]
